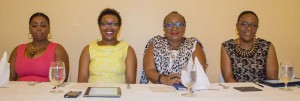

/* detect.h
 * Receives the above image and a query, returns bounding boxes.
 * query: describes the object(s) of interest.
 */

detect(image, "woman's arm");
[9,47,18,81]
[220,46,237,82]
[143,43,180,85]
[125,46,137,84]
[266,44,279,80]
[78,45,90,83]
[54,44,70,82]
[193,43,207,71]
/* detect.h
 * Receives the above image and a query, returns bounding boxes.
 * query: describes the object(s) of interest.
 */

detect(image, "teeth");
[245,32,251,35]
[106,32,113,35]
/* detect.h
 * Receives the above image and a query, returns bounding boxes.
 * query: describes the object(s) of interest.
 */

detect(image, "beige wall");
[1,0,299,83]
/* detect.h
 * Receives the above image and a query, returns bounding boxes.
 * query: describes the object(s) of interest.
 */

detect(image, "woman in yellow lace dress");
[78,8,137,84]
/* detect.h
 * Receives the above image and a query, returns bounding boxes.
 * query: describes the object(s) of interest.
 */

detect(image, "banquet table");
[0,81,299,101]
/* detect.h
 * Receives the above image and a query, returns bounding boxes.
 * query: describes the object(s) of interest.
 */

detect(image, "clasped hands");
[160,73,181,86]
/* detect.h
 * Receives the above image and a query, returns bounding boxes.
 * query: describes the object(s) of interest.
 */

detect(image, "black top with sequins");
[222,38,271,82]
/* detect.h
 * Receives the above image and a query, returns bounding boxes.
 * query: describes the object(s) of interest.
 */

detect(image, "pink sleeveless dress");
[15,42,57,82]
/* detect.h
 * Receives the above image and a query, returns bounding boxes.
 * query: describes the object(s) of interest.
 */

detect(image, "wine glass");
[279,62,294,91]
[181,60,197,97]
[49,61,66,93]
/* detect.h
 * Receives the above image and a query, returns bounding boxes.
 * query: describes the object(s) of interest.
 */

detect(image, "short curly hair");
[97,8,122,26]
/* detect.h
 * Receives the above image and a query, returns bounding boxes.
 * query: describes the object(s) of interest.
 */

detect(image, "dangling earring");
[28,33,32,39]
[48,33,52,39]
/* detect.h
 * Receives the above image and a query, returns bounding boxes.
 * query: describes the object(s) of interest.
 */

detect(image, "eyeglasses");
[163,22,185,30]
[100,22,119,28]
[238,21,258,29]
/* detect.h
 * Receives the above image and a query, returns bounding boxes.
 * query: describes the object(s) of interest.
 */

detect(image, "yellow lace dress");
[88,40,129,83]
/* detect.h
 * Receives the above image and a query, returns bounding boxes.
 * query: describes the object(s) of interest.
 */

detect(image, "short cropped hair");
[237,11,259,23]
[97,8,122,26]
[163,11,186,24]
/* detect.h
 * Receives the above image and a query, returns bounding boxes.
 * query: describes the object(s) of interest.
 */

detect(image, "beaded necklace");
[234,38,258,58]
[27,41,49,58]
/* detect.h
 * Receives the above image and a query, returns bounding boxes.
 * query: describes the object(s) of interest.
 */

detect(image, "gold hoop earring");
[28,33,32,39]
[48,33,52,39]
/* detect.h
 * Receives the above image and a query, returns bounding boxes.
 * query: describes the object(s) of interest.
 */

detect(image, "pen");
[252,81,264,88]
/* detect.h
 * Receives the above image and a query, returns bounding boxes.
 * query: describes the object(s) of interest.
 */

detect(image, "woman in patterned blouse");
[140,11,207,85]
[221,11,278,82]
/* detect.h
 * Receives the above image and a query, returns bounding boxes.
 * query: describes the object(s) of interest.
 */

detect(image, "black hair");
[163,11,186,24]
[97,8,122,26]
[29,12,50,25]
[237,11,259,23]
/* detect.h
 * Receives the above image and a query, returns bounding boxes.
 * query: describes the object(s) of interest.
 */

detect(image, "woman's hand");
[160,73,181,85]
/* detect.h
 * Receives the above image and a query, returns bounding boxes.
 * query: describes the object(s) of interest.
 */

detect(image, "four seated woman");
[8,11,279,83]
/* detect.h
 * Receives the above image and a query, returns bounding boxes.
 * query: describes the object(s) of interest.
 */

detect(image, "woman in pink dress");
[9,12,69,82]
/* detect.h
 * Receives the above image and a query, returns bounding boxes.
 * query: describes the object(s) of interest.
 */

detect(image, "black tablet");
[84,87,121,98]
[258,79,300,87]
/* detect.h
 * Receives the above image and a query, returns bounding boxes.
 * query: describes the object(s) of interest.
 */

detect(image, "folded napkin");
[0,52,10,87]
[192,57,210,90]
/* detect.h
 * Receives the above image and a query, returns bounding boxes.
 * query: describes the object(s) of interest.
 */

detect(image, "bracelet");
[157,74,164,84]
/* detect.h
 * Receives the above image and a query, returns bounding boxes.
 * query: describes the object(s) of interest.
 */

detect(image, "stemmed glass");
[49,61,66,93]
[279,62,294,91]
[181,60,197,97]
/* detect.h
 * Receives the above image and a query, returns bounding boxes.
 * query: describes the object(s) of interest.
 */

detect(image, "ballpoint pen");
[252,81,264,88]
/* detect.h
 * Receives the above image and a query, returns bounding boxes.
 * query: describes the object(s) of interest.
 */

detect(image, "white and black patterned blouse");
[140,35,206,84]
[222,38,271,82]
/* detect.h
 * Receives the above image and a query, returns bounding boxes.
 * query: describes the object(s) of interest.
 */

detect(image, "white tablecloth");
[0,81,299,101]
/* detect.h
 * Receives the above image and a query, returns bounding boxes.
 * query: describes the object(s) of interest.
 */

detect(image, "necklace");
[234,38,258,58]
[27,41,49,58]
[169,47,177,62]
[167,40,183,64]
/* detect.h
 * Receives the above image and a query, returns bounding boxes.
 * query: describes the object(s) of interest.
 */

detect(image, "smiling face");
[99,14,120,42]
[236,13,259,42]
[29,16,50,41]
[163,13,186,42]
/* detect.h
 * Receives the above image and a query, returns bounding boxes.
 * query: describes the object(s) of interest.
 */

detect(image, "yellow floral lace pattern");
[88,40,129,84]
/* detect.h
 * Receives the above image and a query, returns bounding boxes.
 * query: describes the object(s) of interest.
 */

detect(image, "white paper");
[0,52,10,87]
[188,41,210,90]
[193,57,210,90]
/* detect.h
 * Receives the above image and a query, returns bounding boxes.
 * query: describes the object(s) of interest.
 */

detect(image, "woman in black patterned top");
[221,11,279,82]
[140,11,207,85]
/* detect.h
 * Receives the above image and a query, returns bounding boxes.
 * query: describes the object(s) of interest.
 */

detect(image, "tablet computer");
[233,86,263,92]
[84,87,121,98]
[258,79,300,87]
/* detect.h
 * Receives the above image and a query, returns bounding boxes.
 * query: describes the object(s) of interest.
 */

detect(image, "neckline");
[24,42,51,59]
[165,37,185,50]
[233,39,259,58]
[97,40,121,46]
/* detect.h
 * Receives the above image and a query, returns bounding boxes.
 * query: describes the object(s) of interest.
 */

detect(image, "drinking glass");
[279,62,294,91]
[181,60,197,97]
[49,61,66,93]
